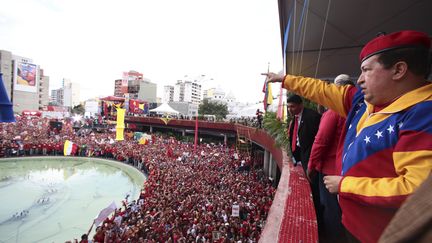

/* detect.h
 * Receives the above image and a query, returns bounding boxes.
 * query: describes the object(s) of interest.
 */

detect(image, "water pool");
[0,157,145,243]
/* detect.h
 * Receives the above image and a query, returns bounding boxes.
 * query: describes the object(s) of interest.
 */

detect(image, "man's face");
[357,55,395,105]
[287,102,303,116]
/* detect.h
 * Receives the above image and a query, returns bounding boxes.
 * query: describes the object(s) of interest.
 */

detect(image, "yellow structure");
[115,108,125,141]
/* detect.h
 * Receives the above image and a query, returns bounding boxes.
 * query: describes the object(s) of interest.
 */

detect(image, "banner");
[116,128,124,141]
[94,201,117,227]
[115,108,125,141]
[13,61,38,93]
[129,99,139,113]
[116,108,125,128]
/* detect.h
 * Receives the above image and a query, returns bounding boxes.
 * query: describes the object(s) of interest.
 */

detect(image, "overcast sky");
[1,0,283,103]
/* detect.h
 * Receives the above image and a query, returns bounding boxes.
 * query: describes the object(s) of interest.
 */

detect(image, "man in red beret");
[265,30,432,243]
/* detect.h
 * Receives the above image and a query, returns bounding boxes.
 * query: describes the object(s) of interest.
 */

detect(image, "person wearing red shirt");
[308,75,354,242]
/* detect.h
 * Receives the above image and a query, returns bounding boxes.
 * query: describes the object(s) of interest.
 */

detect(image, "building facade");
[113,70,157,102]
[137,78,157,102]
[38,69,50,109]
[114,79,123,97]
[0,50,50,113]
[173,78,202,104]
[50,88,64,106]
[169,102,199,117]
[62,78,80,108]
[163,85,174,103]
[114,70,144,97]
[203,87,226,103]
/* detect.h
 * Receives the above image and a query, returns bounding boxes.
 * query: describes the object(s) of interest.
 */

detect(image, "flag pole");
[194,112,198,153]
[86,220,95,236]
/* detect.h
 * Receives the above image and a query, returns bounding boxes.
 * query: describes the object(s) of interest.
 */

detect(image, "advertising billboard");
[13,60,38,93]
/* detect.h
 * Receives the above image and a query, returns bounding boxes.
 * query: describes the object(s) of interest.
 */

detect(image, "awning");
[278,0,431,79]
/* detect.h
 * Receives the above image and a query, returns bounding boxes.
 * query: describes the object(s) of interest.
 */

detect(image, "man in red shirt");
[308,74,354,242]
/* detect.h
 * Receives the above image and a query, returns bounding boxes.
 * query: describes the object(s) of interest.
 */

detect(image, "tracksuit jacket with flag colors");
[283,75,432,243]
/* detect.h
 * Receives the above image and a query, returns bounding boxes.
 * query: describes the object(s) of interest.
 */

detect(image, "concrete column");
[182,130,186,136]
[269,154,274,179]
[224,134,227,145]
[264,150,270,177]
[149,126,153,133]
[270,157,277,180]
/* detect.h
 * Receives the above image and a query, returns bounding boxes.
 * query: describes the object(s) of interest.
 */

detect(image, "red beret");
[360,30,431,62]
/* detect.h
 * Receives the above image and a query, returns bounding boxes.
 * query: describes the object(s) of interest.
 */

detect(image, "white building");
[63,78,80,108]
[203,86,226,103]
[163,85,174,103]
[173,76,202,104]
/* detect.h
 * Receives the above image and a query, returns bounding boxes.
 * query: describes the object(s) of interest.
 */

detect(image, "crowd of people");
[0,115,275,242]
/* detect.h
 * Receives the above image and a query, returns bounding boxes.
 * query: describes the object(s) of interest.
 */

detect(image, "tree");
[198,99,228,120]
[72,104,85,115]
[262,111,290,150]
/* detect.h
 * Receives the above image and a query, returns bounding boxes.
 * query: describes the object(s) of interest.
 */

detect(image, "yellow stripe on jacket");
[283,75,351,117]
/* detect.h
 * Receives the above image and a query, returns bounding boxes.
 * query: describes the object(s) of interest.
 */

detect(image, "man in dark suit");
[287,94,323,234]
[287,94,321,174]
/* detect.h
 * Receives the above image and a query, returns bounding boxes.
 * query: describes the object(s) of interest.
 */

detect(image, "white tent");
[149,103,179,114]
[234,103,265,118]
[232,99,282,118]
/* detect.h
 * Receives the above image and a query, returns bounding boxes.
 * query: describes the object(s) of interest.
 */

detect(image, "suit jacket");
[289,107,321,173]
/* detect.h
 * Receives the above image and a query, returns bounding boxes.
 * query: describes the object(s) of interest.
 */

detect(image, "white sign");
[232,204,239,217]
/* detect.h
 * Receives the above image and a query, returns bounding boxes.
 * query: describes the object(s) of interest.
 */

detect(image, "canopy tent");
[149,103,180,114]
[235,103,264,118]
[277,0,432,79]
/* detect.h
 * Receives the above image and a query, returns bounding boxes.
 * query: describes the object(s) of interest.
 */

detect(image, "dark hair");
[377,47,431,78]
[286,94,303,104]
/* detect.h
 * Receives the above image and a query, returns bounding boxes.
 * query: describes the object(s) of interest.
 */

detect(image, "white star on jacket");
[375,130,383,139]
[364,136,371,144]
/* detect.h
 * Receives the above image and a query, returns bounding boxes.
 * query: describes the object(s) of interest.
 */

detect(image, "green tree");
[262,111,290,151]
[198,99,229,120]
[72,104,85,115]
